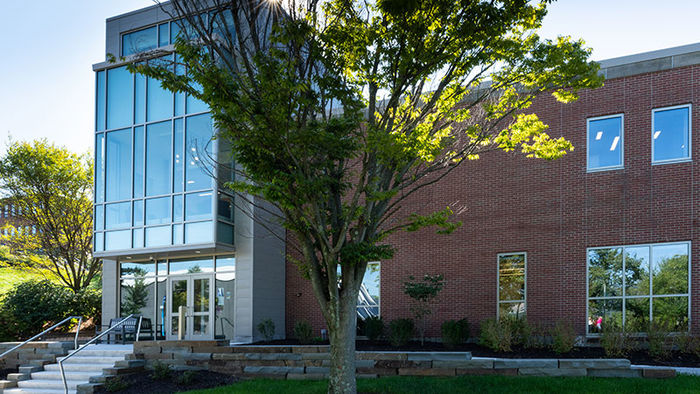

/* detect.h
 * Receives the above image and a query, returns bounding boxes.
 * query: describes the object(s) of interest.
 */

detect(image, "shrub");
[388,318,414,347]
[506,316,532,348]
[647,322,673,360]
[150,360,172,380]
[441,318,470,349]
[176,370,198,386]
[363,316,384,341]
[104,376,129,392]
[479,318,512,352]
[675,333,700,357]
[293,320,314,344]
[600,323,635,357]
[257,318,275,342]
[551,321,576,354]
[1,280,72,339]
[403,274,445,346]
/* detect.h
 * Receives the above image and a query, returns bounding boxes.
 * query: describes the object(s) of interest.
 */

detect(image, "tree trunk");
[327,292,358,394]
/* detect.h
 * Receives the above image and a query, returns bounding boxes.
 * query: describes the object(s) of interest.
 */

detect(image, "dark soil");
[93,370,238,394]
[251,339,700,368]
[0,368,16,380]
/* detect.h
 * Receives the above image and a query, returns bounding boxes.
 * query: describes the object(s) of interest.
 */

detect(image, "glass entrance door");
[167,274,214,340]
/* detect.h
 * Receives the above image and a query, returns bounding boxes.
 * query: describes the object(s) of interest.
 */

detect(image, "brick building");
[286,43,700,339]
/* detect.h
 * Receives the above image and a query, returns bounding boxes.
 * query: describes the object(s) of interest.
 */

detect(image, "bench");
[97,316,155,343]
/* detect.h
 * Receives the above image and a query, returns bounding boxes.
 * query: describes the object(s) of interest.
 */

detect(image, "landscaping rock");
[518,368,587,377]
[493,359,558,369]
[432,359,493,369]
[641,368,676,379]
[587,368,642,378]
[559,359,630,369]
[243,366,303,375]
[398,368,455,376]
[407,352,471,361]
[456,368,518,376]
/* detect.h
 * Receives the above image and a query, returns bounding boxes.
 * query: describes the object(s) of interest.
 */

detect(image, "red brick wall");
[285,64,700,338]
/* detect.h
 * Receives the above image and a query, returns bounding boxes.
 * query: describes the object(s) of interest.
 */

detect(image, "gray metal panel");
[101,259,119,327]
[233,195,255,342]
[104,2,176,59]
[604,57,673,80]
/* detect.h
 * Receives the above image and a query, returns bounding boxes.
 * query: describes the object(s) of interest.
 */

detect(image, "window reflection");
[653,106,690,163]
[587,115,623,170]
[185,114,214,191]
[146,121,172,196]
[169,257,214,275]
[107,67,133,129]
[106,128,132,201]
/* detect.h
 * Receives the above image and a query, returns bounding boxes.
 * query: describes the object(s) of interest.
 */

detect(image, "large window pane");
[653,106,690,163]
[652,244,688,295]
[653,297,689,331]
[588,248,623,298]
[145,225,170,247]
[105,230,131,251]
[624,246,650,296]
[96,71,106,131]
[169,257,213,275]
[146,197,171,225]
[625,298,650,332]
[95,134,105,203]
[147,58,173,122]
[107,66,133,130]
[186,192,212,221]
[95,205,104,231]
[133,126,144,198]
[122,26,157,56]
[146,121,172,196]
[106,128,132,201]
[588,299,622,333]
[120,261,156,278]
[173,194,183,222]
[134,73,145,124]
[133,228,144,248]
[185,221,212,244]
[498,254,525,302]
[174,119,184,192]
[357,262,380,319]
[186,114,214,191]
[588,115,623,170]
[217,193,234,222]
[120,277,156,324]
[133,200,144,226]
[105,202,131,230]
[217,222,233,245]
[158,23,169,47]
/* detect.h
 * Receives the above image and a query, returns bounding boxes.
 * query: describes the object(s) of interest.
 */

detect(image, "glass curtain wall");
[94,57,234,252]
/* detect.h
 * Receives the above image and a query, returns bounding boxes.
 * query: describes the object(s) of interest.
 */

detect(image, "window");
[587,114,623,171]
[122,26,157,57]
[498,253,526,319]
[357,262,380,319]
[652,105,691,164]
[106,66,133,130]
[106,128,132,201]
[587,242,689,333]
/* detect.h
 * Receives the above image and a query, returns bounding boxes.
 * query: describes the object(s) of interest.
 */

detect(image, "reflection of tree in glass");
[122,266,148,277]
[122,271,149,316]
[623,251,649,295]
[172,280,187,313]
[653,254,688,295]
[588,249,622,297]
[188,265,202,274]
[499,256,524,302]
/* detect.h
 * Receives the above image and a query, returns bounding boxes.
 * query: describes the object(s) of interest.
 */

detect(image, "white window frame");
[497,252,527,319]
[586,241,691,335]
[587,113,625,172]
[651,104,692,165]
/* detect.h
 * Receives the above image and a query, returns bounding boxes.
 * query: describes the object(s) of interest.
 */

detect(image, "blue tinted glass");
[186,114,214,190]
[212,10,235,40]
[95,205,104,230]
[173,194,183,222]
[94,232,104,252]
[653,107,690,162]
[186,83,208,114]
[122,26,157,56]
[106,128,132,201]
[173,223,183,244]
[133,200,144,226]
[96,71,106,131]
[186,192,212,221]
[588,116,622,170]
[106,230,131,251]
[133,126,144,198]
[170,21,181,43]
[145,226,171,247]
[185,221,212,244]
[169,257,213,275]
[217,193,234,222]
[146,121,172,196]
[95,134,105,203]
[174,118,184,192]
[106,202,131,229]
[175,56,185,116]
[158,23,169,47]
[217,222,234,244]
[146,197,171,225]
[147,76,173,122]
[121,261,155,277]
[107,67,133,130]
[216,255,235,272]
[134,73,145,124]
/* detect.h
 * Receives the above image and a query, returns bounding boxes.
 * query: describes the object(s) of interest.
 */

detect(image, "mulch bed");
[93,370,238,394]
[252,339,700,368]
[0,368,15,380]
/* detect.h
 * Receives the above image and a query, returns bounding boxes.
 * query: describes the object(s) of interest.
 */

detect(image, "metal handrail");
[59,314,135,394]
[0,315,83,360]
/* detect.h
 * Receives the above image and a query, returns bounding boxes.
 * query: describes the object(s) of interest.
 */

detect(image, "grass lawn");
[0,266,51,294]
[184,375,700,394]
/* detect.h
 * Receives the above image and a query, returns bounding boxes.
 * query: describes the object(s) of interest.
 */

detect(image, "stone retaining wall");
[131,342,676,380]
[0,342,73,370]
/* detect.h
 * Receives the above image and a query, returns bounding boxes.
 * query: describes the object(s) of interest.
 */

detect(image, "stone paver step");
[31,370,98,381]
[56,355,124,364]
[17,378,83,390]
[45,363,112,372]
[3,389,77,394]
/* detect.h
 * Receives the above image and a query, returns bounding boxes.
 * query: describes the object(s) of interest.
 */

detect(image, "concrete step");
[45,363,111,372]
[68,349,131,357]
[17,379,83,390]
[31,370,98,381]
[56,356,125,364]
[3,389,76,394]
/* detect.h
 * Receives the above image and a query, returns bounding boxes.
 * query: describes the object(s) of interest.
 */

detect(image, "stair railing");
[0,315,83,360]
[59,314,135,394]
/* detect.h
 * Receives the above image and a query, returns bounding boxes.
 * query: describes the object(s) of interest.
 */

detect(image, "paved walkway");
[632,364,700,376]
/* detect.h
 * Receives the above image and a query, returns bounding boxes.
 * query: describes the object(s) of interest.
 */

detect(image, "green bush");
[506,316,532,348]
[150,360,172,380]
[600,323,635,357]
[551,321,576,354]
[176,370,198,386]
[647,322,673,360]
[388,318,414,347]
[363,316,384,341]
[675,333,700,357]
[104,376,129,392]
[441,319,470,348]
[293,320,314,344]
[479,318,512,352]
[0,280,101,340]
[257,318,275,342]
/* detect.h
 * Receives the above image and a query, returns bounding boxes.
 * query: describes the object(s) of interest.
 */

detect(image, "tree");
[121,269,150,316]
[0,140,99,292]
[403,274,445,346]
[133,1,603,392]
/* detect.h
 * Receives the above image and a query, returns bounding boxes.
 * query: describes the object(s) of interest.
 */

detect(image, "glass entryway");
[167,274,214,340]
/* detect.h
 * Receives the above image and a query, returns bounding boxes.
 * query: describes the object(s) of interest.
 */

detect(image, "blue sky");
[0,0,699,156]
